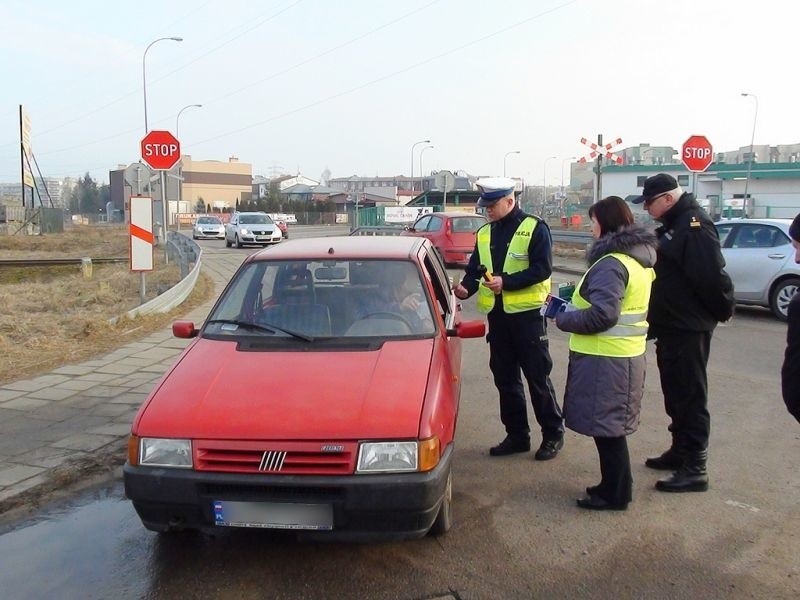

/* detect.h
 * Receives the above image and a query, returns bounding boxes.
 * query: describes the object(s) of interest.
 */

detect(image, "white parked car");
[225,212,282,248]
[715,218,800,320]
[192,215,225,240]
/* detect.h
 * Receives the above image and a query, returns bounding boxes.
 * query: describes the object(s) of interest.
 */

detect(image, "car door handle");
[768,254,786,259]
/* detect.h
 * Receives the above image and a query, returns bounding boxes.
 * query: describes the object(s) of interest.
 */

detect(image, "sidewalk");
[0,250,586,514]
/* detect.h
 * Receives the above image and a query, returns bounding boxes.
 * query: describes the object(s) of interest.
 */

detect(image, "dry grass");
[0,225,215,384]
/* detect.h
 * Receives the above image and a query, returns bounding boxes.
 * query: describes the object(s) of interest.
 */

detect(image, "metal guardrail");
[0,257,128,268]
[552,230,592,246]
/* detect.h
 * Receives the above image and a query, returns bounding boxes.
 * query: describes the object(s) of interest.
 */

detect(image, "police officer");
[454,178,565,459]
[633,173,734,493]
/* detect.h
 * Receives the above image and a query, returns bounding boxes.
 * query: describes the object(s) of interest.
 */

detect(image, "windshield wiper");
[206,319,314,342]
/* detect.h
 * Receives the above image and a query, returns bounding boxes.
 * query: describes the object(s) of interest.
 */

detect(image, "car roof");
[427,212,485,218]
[246,235,428,262]
[235,211,268,215]
[716,218,791,228]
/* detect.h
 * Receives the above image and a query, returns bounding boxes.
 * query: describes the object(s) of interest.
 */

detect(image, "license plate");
[213,500,333,530]
[256,235,269,240]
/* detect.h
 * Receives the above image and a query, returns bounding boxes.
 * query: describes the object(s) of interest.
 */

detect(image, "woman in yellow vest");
[553,196,657,511]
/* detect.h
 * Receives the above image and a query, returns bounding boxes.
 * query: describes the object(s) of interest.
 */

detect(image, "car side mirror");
[172,320,198,338]
[447,319,485,338]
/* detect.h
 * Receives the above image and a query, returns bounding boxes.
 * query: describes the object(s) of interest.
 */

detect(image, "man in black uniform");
[454,178,564,460]
[633,173,734,492]
[781,213,800,424]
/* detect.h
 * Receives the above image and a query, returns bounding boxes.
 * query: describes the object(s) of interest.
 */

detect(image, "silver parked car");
[192,215,225,240]
[715,218,800,320]
[224,212,282,248]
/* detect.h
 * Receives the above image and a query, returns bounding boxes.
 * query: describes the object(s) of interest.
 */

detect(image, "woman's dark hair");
[588,196,634,236]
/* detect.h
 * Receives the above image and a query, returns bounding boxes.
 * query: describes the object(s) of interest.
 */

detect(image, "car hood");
[136,338,435,440]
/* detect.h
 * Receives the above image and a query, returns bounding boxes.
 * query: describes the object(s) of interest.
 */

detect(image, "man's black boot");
[489,436,530,457]
[655,449,709,493]
[645,446,685,471]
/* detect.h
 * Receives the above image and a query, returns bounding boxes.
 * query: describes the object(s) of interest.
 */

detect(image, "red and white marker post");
[130,196,154,303]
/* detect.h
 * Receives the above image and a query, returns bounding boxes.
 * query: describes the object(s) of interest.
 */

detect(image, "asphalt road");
[0,231,797,599]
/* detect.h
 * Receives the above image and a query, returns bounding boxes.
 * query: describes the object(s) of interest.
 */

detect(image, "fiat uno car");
[124,236,485,540]
[401,212,487,267]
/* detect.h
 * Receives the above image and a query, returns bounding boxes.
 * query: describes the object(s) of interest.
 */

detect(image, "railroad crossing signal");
[578,137,624,165]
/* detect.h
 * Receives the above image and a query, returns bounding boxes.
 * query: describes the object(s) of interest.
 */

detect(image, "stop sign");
[682,135,713,172]
[141,130,181,170]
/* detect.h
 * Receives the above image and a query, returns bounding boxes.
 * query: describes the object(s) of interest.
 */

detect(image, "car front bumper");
[123,444,452,540]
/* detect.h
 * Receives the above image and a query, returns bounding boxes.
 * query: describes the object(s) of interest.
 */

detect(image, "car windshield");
[451,216,486,233]
[197,217,221,225]
[239,214,272,225]
[205,259,436,340]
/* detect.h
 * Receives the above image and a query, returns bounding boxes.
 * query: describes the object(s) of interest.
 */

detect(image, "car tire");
[428,469,452,536]
[234,234,242,249]
[225,236,232,248]
[770,277,800,321]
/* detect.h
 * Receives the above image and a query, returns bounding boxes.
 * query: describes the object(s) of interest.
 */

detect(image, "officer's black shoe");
[576,494,628,511]
[645,447,684,471]
[534,437,564,461]
[655,450,709,493]
[489,436,530,457]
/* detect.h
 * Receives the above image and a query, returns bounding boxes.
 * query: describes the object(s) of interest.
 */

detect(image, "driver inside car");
[353,262,432,332]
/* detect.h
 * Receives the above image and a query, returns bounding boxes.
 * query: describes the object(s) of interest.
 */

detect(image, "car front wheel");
[234,234,242,249]
[770,277,800,321]
[428,469,452,536]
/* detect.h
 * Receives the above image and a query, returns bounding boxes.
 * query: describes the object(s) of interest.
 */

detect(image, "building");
[181,155,252,211]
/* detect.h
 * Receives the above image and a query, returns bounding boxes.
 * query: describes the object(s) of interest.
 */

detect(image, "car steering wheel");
[361,311,414,330]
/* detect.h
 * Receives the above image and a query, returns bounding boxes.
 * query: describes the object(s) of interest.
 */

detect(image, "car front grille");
[194,439,356,475]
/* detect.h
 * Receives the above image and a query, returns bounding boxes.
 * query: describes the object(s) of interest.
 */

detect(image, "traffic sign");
[681,135,713,172]
[141,130,181,170]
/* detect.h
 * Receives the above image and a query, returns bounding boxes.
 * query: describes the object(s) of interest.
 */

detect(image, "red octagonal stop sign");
[682,135,713,173]
[141,130,181,170]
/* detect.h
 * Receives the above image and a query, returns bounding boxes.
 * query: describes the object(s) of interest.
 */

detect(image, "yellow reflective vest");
[475,217,551,314]
[568,252,655,357]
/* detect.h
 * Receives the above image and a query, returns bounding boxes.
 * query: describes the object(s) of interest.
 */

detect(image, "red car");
[402,211,487,267]
[124,236,485,540]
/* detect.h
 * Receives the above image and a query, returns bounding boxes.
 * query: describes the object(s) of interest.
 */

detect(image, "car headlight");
[356,438,440,474]
[240,228,249,234]
[139,438,192,468]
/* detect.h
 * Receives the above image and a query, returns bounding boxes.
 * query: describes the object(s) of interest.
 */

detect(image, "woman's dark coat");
[555,225,658,437]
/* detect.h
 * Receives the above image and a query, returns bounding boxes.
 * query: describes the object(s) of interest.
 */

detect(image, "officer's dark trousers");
[594,436,632,505]
[487,311,564,442]
[655,330,713,453]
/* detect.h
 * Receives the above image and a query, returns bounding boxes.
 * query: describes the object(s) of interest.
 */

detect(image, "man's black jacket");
[648,192,735,335]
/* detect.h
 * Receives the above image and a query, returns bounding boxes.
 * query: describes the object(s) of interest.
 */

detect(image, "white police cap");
[476,177,516,207]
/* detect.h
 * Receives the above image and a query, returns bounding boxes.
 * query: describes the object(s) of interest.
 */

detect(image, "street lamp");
[176,103,202,138]
[419,145,434,194]
[175,104,202,229]
[741,92,759,217]
[561,156,576,189]
[503,150,521,177]
[542,155,556,207]
[142,36,183,134]
[410,139,431,194]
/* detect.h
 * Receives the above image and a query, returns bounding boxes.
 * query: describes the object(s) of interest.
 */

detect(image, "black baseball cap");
[632,173,678,204]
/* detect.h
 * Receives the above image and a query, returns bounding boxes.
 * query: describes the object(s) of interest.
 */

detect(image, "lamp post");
[741,92,758,217]
[560,156,576,189]
[503,150,521,177]
[419,145,434,195]
[175,104,202,229]
[542,155,556,209]
[142,37,183,134]
[410,139,430,195]
[176,103,202,138]
[142,36,182,266]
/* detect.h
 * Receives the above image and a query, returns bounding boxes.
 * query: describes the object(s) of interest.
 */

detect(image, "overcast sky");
[0,0,794,185]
